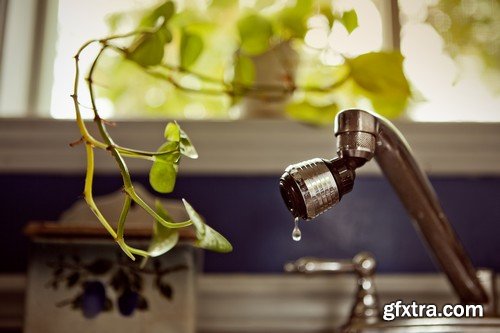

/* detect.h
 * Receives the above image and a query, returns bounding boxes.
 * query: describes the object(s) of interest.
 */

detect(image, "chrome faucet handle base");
[476,269,497,316]
[284,252,380,326]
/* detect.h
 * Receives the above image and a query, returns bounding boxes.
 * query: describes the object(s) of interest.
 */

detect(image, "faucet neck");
[336,109,488,305]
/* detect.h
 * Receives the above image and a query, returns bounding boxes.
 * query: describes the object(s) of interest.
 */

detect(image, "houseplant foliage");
[426,0,499,93]
[96,0,411,123]
[72,25,232,261]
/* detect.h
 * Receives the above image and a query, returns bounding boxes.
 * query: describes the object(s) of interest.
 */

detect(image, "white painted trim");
[36,0,59,115]
[2,273,500,332]
[0,0,38,116]
[0,119,499,175]
[372,0,396,50]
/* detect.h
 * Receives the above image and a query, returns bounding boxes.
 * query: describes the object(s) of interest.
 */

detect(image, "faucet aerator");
[279,157,356,220]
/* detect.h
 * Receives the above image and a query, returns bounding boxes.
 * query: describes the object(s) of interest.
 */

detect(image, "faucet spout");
[280,108,488,305]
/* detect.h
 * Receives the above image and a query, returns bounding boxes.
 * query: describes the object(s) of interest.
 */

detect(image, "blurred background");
[2,0,500,121]
[0,0,499,331]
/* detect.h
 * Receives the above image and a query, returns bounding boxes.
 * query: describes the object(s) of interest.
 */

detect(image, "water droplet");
[292,217,301,241]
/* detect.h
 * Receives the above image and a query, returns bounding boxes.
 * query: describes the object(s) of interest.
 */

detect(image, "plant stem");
[72,30,195,260]
[83,40,193,233]
[87,46,134,187]
[82,143,117,238]
[125,188,192,229]
[126,246,150,257]
[117,195,132,240]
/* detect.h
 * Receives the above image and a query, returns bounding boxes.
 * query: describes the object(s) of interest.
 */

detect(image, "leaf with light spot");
[182,199,232,253]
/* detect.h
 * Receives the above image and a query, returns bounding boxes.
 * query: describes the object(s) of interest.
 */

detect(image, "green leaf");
[273,0,313,39]
[127,27,172,67]
[369,95,408,119]
[149,142,180,193]
[286,100,339,125]
[150,121,196,192]
[340,10,358,34]
[195,224,233,253]
[319,1,335,27]
[182,199,233,253]
[140,1,175,28]
[232,55,255,105]
[348,52,410,98]
[180,31,203,69]
[165,122,197,158]
[149,160,177,193]
[209,0,234,8]
[179,127,198,159]
[106,13,124,32]
[156,26,173,43]
[129,0,175,68]
[347,52,410,119]
[147,200,180,257]
[234,55,255,86]
[151,1,175,22]
[164,122,181,142]
[127,34,164,67]
[237,14,273,55]
[182,199,205,236]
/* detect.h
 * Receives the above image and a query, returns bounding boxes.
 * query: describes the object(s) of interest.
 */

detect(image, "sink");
[286,254,499,333]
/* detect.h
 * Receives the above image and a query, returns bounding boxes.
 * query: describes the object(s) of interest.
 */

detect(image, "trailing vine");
[72,27,232,261]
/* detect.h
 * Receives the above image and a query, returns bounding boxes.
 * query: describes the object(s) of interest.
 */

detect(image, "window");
[399,0,500,122]
[48,0,388,120]
[49,0,155,119]
[0,0,498,121]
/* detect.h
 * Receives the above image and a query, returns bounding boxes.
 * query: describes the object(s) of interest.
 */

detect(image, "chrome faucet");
[279,109,494,311]
[285,252,380,327]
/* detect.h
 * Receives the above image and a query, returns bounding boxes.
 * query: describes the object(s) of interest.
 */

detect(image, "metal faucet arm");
[370,113,487,304]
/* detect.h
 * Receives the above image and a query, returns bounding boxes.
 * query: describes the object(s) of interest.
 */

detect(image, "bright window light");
[42,0,500,121]
[49,0,154,119]
[49,0,385,120]
[399,0,500,122]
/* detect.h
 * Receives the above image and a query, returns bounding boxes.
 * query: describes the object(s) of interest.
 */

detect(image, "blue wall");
[1,174,499,273]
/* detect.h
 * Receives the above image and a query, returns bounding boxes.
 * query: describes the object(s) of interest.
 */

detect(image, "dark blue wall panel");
[1,174,499,273]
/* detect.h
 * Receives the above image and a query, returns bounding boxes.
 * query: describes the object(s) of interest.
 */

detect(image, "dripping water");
[292,217,301,241]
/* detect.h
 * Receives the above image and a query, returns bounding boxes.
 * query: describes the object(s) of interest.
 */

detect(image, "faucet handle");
[284,252,380,326]
[284,252,376,275]
[284,256,356,274]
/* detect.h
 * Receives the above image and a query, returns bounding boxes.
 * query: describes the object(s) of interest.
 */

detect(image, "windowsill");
[1,118,499,175]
